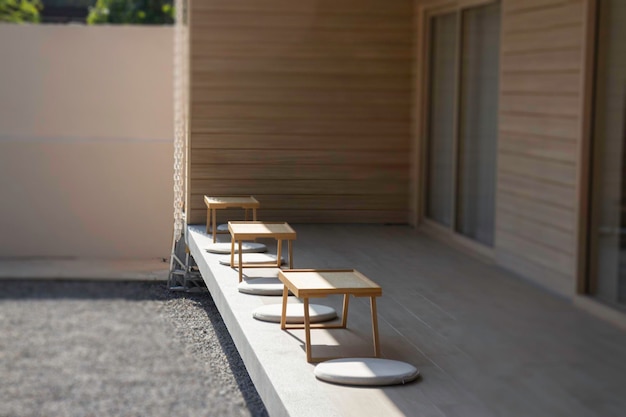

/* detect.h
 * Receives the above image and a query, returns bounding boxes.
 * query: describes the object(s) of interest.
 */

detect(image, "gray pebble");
[0,280,269,417]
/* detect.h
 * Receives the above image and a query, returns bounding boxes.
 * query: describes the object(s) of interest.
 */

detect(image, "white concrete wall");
[0,24,174,260]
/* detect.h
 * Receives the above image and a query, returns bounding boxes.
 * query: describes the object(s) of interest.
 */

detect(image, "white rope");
[172,0,187,242]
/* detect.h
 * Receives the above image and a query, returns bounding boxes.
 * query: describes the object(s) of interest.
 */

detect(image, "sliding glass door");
[425,1,500,247]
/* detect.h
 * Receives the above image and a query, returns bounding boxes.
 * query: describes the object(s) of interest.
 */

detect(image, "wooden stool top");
[278,269,382,298]
[204,196,260,209]
[228,221,296,240]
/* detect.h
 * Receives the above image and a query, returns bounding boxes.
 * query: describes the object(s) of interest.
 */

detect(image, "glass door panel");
[426,12,458,228]
[457,2,500,246]
[424,2,499,248]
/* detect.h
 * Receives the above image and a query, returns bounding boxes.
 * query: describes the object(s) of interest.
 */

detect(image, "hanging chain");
[172,0,187,242]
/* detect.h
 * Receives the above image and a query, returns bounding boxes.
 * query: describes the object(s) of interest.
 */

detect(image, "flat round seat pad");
[218,253,284,266]
[314,358,419,386]
[208,223,229,233]
[238,277,285,295]
[205,242,267,254]
[253,303,337,324]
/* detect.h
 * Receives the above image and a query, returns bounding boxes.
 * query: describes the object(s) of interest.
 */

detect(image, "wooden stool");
[204,196,260,243]
[278,269,382,363]
[228,221,296,282]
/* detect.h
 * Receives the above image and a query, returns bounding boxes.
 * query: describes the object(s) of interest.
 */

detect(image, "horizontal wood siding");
[188,0,412,224]
[496,0,587,295]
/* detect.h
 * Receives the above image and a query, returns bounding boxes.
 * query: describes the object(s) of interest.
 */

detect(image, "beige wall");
[0,25,174,259]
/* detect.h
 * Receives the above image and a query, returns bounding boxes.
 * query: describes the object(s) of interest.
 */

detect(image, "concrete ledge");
[187,225,354,417]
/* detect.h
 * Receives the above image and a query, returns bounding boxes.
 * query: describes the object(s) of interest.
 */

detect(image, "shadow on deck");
[187,224,626,417]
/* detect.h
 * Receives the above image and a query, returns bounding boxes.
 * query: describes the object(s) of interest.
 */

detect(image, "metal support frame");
[168,224,205,292]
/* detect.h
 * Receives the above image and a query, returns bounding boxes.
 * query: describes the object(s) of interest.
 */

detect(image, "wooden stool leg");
[370,296,381,357]
[230,237,235,270]
[206,208,211,234]
[304,297,312,362]
[341,294,350,328]
[212,208,217,243]
[277,239,283,268]
[288,240,293,269]
[252,208,257,221]
[280,285,289,330]
[238,240,243,282]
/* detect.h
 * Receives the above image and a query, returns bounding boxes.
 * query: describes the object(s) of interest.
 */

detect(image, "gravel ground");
[0,280,269,417]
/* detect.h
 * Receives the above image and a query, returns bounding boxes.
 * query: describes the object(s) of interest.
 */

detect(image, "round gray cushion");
[252,304,337,324]
[238,277,285,296]
[208,223,229,233]
[314,358,419,386]
[205,242,267,254]
[218,253,284,266]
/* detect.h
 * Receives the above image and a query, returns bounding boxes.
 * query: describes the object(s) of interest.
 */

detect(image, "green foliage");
[0,0,42,23]
[87,0,173,24]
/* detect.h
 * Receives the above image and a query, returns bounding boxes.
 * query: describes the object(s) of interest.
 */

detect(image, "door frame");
[412,0,501,260]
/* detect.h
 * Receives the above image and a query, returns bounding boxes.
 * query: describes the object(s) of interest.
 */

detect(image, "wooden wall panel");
[498,153,577,186]
[190,164,408,181]
[189,134,408,150]
[502,25,582,53]
[498,171,577,205]
[190,119,409,136]
[191,179,408,196]
[191,149,408,166]
[500,132,578,162]
[500,95,579,117]
[191,73,409,90]
[503,1,583,31]
[498,192,576,231]
[496,0,587,296]
[194,209,409,224]
[499,114,580,140]
[192,0,411,14]
[187,0,412,224]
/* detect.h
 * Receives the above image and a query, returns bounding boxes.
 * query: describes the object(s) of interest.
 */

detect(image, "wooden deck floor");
[187,224,626,417]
